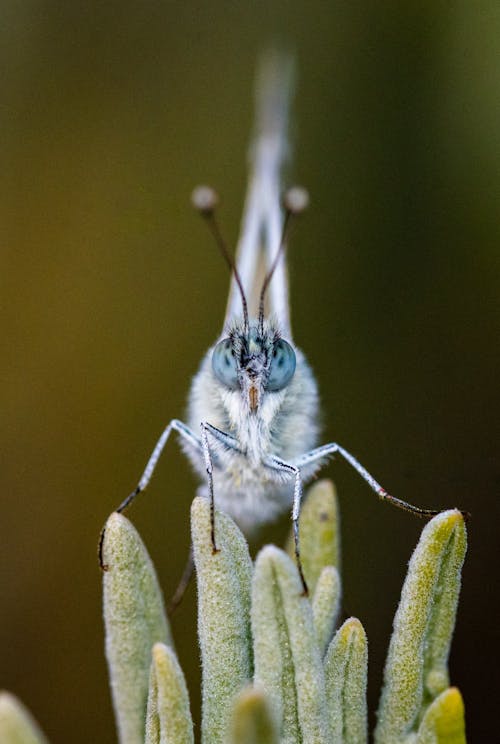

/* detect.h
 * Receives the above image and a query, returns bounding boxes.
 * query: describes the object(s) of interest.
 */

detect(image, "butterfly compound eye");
[267,339,296,391]
[212,338,239,389]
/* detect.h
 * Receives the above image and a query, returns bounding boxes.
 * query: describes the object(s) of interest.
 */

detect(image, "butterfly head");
[212,323,296,413]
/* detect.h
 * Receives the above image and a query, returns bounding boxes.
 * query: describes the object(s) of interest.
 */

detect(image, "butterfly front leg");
[295,442,442,518]
[200,422,244,552]
[99,418,201,569]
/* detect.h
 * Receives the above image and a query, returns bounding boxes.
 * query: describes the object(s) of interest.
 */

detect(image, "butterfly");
[100,53,442,597]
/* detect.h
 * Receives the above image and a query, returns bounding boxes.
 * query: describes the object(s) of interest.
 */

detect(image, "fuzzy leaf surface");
[324,617,368,744]
[191,497,253,744]
[145,642,194,744]
[252,545,331,744]
[375,511,467,743]
[102,512,172,744]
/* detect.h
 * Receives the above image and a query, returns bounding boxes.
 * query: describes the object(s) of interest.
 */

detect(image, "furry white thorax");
[183,317,323,533]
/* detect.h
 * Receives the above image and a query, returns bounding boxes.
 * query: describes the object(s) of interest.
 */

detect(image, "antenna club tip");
[191,185,219,214]
[284,186,309,214]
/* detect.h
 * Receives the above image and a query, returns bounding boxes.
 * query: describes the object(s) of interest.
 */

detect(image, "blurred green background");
[1,2,499,742]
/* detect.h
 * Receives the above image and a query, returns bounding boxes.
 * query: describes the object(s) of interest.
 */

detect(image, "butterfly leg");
[200,422,243,553]
[264,455,309,595]
[99,419,201,569]
[295,442,442,518]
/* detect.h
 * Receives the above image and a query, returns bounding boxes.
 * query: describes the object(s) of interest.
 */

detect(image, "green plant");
[0,480,467,743]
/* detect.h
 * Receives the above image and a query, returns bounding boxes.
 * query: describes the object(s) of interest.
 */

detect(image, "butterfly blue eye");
[212,338,239,389]
[267,339,296,391]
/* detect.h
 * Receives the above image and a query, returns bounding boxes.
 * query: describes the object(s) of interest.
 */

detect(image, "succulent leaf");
[252,545,331,744]
[102,512,172,744]
[191,497,253,744]
[145,642,194,744]
[375,510,467,743]
[324,617,368,744]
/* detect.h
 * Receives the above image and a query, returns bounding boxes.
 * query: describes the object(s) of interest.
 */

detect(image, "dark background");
[1,2,498,742]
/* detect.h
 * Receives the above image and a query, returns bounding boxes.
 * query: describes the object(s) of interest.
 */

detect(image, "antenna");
[257,186,309,334]
[192,186,249,334]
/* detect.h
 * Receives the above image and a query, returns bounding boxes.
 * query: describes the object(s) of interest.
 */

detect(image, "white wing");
[224,52,294,338]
